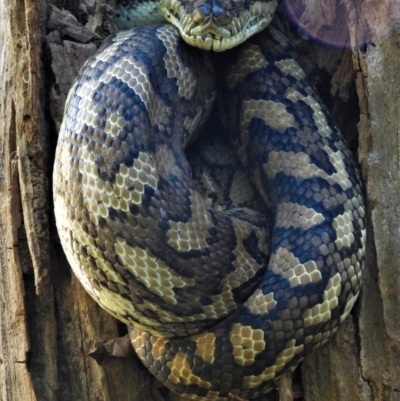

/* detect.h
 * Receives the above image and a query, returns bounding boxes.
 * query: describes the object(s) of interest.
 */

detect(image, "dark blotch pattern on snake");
[53,14,366,401]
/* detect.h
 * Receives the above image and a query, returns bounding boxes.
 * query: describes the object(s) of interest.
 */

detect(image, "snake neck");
[116,0,278,51]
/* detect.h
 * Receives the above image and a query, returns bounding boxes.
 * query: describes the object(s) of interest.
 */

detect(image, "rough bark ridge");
[0,0,399,400]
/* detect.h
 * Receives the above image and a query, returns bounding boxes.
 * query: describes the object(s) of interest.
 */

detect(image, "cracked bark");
[0,0,399,400]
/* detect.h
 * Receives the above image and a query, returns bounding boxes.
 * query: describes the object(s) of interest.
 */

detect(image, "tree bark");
[300,1,400,400]
[0,0,399,400]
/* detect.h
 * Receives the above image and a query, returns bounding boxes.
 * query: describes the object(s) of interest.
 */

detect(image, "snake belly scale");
[53,14,366,401]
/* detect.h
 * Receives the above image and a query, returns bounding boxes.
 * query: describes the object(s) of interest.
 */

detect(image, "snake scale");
[53,0,366,399]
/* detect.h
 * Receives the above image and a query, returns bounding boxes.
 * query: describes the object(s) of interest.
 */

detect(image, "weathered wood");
[302,317,372,400]
[277,373,293,401]
[0,0,56,399]
[357,12,400,401]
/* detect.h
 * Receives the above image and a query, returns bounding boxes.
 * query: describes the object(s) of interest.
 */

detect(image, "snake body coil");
[53,7,366,401]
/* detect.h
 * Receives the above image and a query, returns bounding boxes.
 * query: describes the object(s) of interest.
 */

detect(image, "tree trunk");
[0,0,399,400]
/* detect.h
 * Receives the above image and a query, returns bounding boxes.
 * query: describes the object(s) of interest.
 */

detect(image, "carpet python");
[53,0,366,399]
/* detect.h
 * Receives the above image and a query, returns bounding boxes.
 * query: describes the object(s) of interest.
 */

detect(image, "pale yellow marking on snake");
[246,289,277,315]
[168,352,212,388]
[82,151,159,219]
[169,212,269,320]
[274,58,306,81]
[61,34,130,120]
[115,242,195,294]
[276,202,325,229]
[155,144,188,182]
[304,325,339,348]
[285,86,334,138]
[268,25,292,49]
[225,43,267,90]
[273,339,304,373]
[194,332,217,364]
[150,336,169,359]
[332,209,356,250]
[236,98,296,169]
[112,239,234,327]
[242,99,296,133]
[264,148,352,190]
[99,237,244,329]
[76,30,186,130]
[167,189,214,251]
[228,215,269,287]
[269,248,322,288]
[54,193,95,302]
[69,33,135,136]
[230,324,266,366]
[130,329,144,351]
[156,29,198,100]
[340,291,360,323]
[93,282,136,319]
[93,286,182,332]
[110,54,170,127]
[302,272,342,328]
[241,339,304,389]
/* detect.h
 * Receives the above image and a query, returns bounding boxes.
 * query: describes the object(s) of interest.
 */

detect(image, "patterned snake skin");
[53,2,366,400]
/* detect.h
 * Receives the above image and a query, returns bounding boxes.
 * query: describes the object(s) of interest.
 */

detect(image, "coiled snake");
[53,0,366,399]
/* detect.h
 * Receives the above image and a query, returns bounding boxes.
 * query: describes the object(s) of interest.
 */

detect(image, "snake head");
[160,0,277,51]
